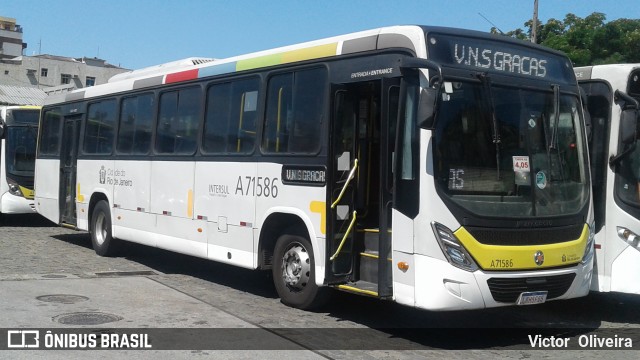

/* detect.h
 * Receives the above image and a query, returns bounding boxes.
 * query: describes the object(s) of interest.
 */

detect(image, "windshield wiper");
[549,85,560,151]
[477,73,501,180]
[546,85,567,181]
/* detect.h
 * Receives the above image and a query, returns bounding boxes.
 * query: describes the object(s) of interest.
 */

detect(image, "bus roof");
[575,64,640,90]
[44,25,572,106]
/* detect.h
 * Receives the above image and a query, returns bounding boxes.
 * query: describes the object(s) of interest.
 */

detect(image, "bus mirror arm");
[615,90,639,146]
[609,110,638,167]
[615,89,640,110]
[609,143,636,168]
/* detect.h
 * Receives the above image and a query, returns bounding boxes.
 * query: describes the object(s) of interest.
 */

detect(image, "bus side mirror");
[0,121,5,138]
[620,109,638,145]
[400,58,443,130]
[417,86,439,129]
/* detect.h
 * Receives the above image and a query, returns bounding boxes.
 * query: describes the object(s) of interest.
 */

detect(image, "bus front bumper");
[1,192,36,214]
[408,253,593,311]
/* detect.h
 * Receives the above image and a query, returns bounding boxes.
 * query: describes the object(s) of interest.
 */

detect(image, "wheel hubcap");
[281,243,310,291]
[95,213,106,245]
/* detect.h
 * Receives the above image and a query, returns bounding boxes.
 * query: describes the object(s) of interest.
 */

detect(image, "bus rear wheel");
[90,200,120,257]
[272,234,327,310]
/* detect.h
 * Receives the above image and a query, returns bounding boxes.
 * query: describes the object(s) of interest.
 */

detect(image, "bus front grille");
[486,273,576,303]
[466,224,584,246]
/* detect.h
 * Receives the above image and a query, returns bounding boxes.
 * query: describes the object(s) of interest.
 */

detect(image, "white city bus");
[0,105,39,216]
[35,26,594,310]
[575,64,640,294]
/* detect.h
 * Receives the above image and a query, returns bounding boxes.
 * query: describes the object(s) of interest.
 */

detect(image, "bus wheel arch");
[258,213,310,270]
[88,193,120,257]
[259,212,328,310]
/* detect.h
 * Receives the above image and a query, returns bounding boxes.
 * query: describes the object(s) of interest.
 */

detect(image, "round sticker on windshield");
[536,171,547,189]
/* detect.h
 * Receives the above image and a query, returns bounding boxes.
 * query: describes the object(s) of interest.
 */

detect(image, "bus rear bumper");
[1,193,36,214]
[411,254,592,311]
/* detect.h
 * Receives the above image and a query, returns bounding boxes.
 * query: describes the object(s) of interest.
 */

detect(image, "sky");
[3,0,639,70]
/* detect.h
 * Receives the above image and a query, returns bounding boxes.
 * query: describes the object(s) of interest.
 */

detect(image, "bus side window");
[118,94,154,155]
[84,99,116,155]
[263,74,292,153]
[203,77,259,155]
[262,68,326,154]
[39,109,62,155]
[156,87,201,155]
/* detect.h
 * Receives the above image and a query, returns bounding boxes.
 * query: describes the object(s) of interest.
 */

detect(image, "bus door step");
[336,280,379,298]
[60,223,77,230]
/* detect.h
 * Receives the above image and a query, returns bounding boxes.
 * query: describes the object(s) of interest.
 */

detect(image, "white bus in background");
[35,25,594,311]
[575,64,640,294]
[0,105,39,216]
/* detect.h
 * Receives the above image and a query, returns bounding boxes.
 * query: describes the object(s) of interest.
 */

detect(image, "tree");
[500,12,640,66]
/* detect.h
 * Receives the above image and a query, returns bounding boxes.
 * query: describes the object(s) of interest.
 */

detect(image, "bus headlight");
[617,226,640,251]
[582,222,596,264]
[7,178,24,197]
[431,222,478,272]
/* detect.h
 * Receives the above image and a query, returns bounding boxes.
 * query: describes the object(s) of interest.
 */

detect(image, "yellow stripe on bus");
[187,189,194,218]
[236,43,338,72]
[454,224,589,271]
[336,284,378,297]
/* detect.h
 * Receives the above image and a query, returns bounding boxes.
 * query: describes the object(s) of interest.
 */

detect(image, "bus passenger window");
[203,77,259,154]
[262,68,326,154]
[118,94,154,155]
[39,109,62,155]
[156,87,201,155]
[84,100,116,155]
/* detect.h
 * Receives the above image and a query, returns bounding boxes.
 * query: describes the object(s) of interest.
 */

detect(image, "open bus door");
[326,78,399,298]
[59,115,82,226]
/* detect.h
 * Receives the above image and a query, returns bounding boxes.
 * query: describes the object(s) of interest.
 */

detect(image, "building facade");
[2,54,129,90]
[0,16,25,60]
[0,16,129,104]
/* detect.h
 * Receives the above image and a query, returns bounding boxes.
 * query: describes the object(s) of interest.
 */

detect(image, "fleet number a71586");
[490,259,514,268]
[235,176,279,198]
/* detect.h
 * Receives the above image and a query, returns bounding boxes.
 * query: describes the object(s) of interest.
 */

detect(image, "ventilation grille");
[487,273,576,303]
[191,58,216,65]
[466,224,584,246]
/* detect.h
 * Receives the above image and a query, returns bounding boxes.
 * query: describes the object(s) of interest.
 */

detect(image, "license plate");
[516,291,548,305]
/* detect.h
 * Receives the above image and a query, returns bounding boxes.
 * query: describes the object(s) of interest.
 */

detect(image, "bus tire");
[272,234,328,310]
[90,200,120,257]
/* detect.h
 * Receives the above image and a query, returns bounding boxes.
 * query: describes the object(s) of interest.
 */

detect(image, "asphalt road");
[1,213,639,359]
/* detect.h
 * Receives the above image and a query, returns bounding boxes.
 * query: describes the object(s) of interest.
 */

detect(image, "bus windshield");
[433,80,589,218]
[5,107,39,178]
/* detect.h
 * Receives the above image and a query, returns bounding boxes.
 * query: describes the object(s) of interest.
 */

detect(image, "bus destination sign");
[452,42,547,78]
[281,165,326,186]
[427,34,573,84]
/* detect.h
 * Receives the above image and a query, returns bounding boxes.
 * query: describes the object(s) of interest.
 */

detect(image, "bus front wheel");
[272,234,327,310]
[90,200,120,257]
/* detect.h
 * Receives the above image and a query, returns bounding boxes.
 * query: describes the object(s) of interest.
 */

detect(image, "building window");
[86,76,96,87]
[61,73,71,84]
[41,68,48,77]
